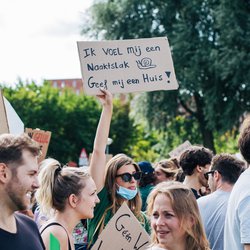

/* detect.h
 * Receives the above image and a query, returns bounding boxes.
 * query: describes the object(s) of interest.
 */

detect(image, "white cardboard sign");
[92,202,150,250]
[0,90,24,135]
[77,37,178,95]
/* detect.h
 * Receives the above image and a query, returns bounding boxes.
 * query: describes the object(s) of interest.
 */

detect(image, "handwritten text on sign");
[91,203,150,250]
[77,37,178,95]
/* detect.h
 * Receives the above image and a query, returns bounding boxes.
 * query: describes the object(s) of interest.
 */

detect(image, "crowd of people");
[0,89,250,250]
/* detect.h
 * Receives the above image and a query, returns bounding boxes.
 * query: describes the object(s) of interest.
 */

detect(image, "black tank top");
[40,222,72,250]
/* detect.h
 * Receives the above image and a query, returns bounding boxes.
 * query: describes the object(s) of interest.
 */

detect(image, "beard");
[6,180,27,211]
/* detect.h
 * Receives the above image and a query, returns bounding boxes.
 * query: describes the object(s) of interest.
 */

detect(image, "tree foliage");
[83,0,250,152]
[2,81,139,164]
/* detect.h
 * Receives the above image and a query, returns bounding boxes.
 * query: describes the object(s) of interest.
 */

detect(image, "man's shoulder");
[198,190,225,206]
[197,193,213,206]
[230,170,250,201]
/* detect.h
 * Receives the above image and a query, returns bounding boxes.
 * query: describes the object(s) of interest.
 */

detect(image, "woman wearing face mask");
[87,90,150,247]
[146,181,210,250]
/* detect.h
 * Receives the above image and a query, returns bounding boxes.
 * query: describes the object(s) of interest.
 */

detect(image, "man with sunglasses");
[179,145,213,199]
[224,117,250,250]
[197,153,244,250]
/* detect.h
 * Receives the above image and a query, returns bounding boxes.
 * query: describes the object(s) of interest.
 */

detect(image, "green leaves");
[1,81,141,163]
[83,0,250,152]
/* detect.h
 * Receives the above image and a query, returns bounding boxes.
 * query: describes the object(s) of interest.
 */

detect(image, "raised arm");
[89,89,113,192]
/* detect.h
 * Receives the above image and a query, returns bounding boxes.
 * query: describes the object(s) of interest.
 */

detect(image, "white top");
[224,167,250,250]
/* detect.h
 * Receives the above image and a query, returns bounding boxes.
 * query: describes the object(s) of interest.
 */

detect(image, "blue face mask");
[116,185,138,200]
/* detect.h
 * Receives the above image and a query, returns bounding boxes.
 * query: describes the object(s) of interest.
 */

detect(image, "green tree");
[83,0,250,152]
[2,81,139,163]
[129,124,160,163]
[3,82,100,163]
[110,99,136,155]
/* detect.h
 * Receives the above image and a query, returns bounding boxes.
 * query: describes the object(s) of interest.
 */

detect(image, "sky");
[0,0,93,86]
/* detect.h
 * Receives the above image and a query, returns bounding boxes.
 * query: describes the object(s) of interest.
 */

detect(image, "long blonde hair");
[147,181,210,250]
[104,153,142,219]
[36,158,90,216]
[154,158,180,179]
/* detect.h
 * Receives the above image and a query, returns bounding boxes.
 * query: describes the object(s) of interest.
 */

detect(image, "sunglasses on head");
[204,170,215,180]
[116,171,142,182]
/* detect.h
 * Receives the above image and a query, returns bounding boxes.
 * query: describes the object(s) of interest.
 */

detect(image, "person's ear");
[213,170,220,181]
[187,215,195,228]
[68,194,79,208]
[196,165,203,173]
[0,163,10,183]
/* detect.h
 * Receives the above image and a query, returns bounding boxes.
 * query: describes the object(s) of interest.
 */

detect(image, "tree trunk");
[194,93,216,153]
[199,123,216,153]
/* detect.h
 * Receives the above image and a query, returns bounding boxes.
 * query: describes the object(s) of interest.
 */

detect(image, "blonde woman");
[147,181,210,250]
[87,90,150,246]
[154,158,180,184]
[36,158,99,250]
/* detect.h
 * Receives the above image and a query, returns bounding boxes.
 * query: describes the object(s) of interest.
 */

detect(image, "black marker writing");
[142,73,163,83]
[102,47,123,56]
[134,232,149,250]
[127,46,142,56]
[136,58,156,69]
[87,61,129,71]
[145,45,160,52]
[97,240,103,250]
[115,214,132,243]
[87,76,108,90]
[83,48,96,58]
[112,79,124,89]
[165,71,171,83]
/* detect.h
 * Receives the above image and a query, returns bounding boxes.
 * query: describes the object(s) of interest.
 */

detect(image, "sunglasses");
[204,170,215,180]
[116,171,142,182]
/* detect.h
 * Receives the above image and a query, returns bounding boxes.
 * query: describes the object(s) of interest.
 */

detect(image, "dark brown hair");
[0,133,40,167]
[211,153,245,184]
[180,146,213,175]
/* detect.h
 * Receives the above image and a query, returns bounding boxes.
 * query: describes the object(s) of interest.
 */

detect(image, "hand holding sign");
[77,37,178,95]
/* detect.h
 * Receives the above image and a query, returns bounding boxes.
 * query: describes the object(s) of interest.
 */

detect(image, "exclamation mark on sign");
[165,71,171,83]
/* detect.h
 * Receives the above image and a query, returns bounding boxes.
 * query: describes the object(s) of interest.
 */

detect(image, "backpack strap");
[40,222,71,250]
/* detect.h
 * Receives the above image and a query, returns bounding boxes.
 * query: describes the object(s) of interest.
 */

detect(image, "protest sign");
[0,89,24,134]
[169,140,192,158]
[77,37,178,95]
[25,128,51,162]
[92,203,150,250]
